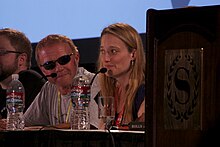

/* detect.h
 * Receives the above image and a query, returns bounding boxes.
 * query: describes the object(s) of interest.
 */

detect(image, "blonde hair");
[98,23,145,123]
[35,34,78,66]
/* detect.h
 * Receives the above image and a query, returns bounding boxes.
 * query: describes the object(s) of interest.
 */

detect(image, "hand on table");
[54,123,70,129]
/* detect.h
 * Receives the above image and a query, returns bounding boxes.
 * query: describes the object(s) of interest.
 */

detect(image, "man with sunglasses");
[23,34,100,129]
[0,28,46,119]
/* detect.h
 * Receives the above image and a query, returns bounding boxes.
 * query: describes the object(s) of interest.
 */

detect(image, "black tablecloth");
[0,129,145,147]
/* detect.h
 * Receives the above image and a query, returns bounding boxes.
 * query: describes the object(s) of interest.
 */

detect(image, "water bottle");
[6,74,25,130]
[70,74,90,130]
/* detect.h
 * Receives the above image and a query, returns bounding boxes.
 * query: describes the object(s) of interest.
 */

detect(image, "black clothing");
[0,69,46,118]
[132,84,145,121]
[0,85,6,118]
[18,70,46,112]
[114,84,145,122]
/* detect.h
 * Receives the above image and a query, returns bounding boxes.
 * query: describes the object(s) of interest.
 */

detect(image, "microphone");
[90,68,107,85]
[47,73,57,78]
[41,73,57,80]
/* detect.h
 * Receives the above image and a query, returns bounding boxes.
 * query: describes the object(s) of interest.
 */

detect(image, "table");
[0,128,145,147]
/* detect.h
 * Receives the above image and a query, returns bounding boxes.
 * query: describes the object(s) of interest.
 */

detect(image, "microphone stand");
[90,68,107,85]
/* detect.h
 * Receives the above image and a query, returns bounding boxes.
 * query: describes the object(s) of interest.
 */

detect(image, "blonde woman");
[97,23,145,129]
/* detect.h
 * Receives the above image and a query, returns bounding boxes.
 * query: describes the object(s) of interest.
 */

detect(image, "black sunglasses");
[0,50,23,56]
[40,53,74,70]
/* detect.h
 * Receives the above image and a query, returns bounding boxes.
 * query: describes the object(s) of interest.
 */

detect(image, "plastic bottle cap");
[12,74,19,80]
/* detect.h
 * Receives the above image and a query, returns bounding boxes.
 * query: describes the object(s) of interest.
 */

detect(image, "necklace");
[58,91,72,123]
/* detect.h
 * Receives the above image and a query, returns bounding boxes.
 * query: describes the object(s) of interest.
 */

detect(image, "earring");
[131,60,135,66]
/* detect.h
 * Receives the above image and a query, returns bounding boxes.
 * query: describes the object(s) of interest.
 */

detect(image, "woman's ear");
[131,49,137,60]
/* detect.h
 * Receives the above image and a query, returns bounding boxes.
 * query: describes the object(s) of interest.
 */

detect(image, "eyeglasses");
[0,50,23,56]
[40,53,74,70]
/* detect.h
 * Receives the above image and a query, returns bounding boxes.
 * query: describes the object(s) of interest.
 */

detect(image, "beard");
[0,60,18,82]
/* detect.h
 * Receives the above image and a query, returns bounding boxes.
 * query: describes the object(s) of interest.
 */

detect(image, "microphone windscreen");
[100,68,107,73]
[50,73,57,78]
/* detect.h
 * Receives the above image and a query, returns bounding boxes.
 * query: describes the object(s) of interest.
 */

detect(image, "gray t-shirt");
[23,67,101,128]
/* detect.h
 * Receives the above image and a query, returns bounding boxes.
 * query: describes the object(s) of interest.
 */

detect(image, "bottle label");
[6,92,24,102]
[71,85,90,99]
[71,85,90,107]
[6,92,24,112]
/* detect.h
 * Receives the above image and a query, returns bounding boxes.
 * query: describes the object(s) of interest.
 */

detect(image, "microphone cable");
[106,120,115,147]
[90,68,107,85]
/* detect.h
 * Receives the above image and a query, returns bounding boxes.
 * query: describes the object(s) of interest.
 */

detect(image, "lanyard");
[115,87,125,127]
[58,91,72,123]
